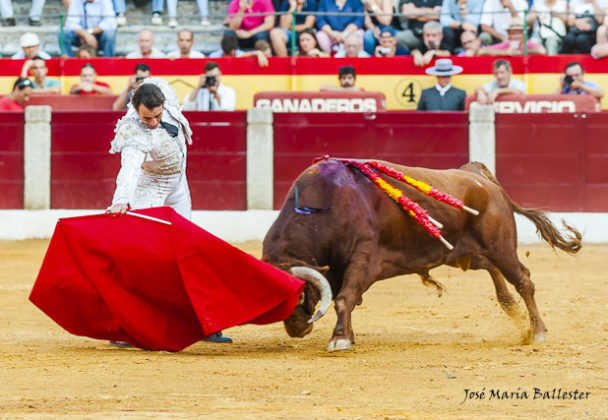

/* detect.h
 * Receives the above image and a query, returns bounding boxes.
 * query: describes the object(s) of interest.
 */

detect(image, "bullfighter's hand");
[107,203,130,215]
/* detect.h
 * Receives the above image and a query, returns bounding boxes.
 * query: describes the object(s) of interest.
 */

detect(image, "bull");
[263,158,581,351]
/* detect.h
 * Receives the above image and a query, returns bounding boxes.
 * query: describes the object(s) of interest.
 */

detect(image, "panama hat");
[425,58,463,76]
[507,16,525,31]
[20,32,40,48]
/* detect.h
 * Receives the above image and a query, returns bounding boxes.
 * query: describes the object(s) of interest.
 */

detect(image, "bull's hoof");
[533,331,547,343]
[327,338,352,352]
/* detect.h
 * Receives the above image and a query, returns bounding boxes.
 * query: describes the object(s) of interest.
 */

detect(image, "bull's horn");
[290,266,332,323]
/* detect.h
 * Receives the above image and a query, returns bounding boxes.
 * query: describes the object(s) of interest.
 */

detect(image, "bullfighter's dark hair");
[131,83,165,110]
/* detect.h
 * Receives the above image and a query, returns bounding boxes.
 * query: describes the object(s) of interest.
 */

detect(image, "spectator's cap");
[379,27,396,37]
[20,32,40,48]
[425,58,463,76]
[507,16,524,31]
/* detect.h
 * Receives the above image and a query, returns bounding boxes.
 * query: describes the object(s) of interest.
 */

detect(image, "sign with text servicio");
[465,94,600,113]
[254,91,386,113]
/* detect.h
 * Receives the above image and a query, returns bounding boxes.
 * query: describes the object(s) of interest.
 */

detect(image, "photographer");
[182,62,237,111]
[374,28,410,57]
[554,61,604,100]
[112,63,151,111]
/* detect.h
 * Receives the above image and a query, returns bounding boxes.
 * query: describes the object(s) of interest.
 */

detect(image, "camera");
[135,76,146,83]
[204,75,217,88]
[378,47,392,56]
[564,75,574,86]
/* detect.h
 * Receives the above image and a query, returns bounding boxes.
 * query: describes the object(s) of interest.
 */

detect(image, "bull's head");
[284,266,332,338]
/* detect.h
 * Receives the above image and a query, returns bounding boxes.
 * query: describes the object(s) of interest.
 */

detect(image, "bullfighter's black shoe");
[203,331,233,343]
[109,340,134,348]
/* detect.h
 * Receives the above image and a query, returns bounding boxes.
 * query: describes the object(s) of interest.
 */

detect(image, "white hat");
[21,32,40,48]
[425,58,463,76]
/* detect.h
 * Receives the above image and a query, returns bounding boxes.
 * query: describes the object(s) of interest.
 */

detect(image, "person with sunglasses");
[0,78,33,110]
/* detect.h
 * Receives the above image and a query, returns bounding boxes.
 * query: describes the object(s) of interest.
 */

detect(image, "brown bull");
[263,158,581,351]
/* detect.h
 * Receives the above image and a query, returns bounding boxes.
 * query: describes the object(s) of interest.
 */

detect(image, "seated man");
[182,61,237,111]
[320,65,363,91]
[554,61,604,101]
[167,29,206,58]
[270,0,318,57]
[315,0,365,53]
[20,56,61,95]
[209,33,246,57]
[113,63,151,110]
[439,0,485,51]
[69,63,113,95]
[12,33,52,59]
[126,29,167,58]
[479,0,529,45]
[397,0,442,51]
[334,32,370,57]
[0,78,33,111]
[478,17,547,56]
[60,0,117,57]
[417,58,466,111]
[457,30,482,56]
[411,21,452,67]
[374,27,409,56]
[475,59,525,104]
[226,0,275,50]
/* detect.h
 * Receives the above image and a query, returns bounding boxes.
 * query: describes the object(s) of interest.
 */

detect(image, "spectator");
[554,61,604,100]
[417,58,466,110]
[396,0,442,51]
[209,33,246,57]
[475,59,525,104]
[20,56,61,95]
[411,21,452,66]
[69,63,113,95]
[61,0,117,57]
[197,0,211,25]
[239,39,273,66]
[591,9,608,58]
[297,27,330,56]
[320,65,363,91]
[374,27,409,56]
[152,0,178,27]
[0,78,33,110]
[77,45,97,58]
[12,33,52,60]
[167,29,206,58]
[440,0,485,51]
[561,0,604,54]
[526,0,567,55]
[226,0,275,50]
[315,0,365,53]
[182,61,237,111]
[113,63,151,110]
[11,33,51,60]
[480,0,529,46]
[1,0,15,26]
[335,32,371,57]
[457,29,482,55]
[269,0,318,57]
[126,29,167,58]
[30,0,126,26]
[362,0,395,55]
[478,16,547,55]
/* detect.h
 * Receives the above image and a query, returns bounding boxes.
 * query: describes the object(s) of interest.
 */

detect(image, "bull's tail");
[476,163,582,255]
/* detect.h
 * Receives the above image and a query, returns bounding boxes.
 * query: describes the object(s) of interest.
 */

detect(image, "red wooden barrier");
[49,111,247,210]
[272,111,470,208]
[495,112,608,212]
[0,112,24,209]
[28,95,118,110]
[185,111,247,210]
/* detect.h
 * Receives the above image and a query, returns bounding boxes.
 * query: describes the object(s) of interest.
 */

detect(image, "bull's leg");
[328,259,375,352]
[470,256,520,317]
[486,253,547,343]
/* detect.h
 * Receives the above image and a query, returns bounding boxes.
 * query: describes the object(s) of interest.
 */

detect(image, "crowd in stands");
[3,0,608,59]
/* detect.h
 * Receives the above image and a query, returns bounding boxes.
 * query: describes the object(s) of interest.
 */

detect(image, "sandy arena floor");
[1,239,607,419]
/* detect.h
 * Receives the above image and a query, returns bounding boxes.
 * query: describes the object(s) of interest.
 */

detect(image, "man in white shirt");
[60,0,117,57]
[167,29,206,58]
[126,29,167,58]
[475,59,526,104]
[182,62,236,111]
[480,0,529,45]
[12,33,52,60]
